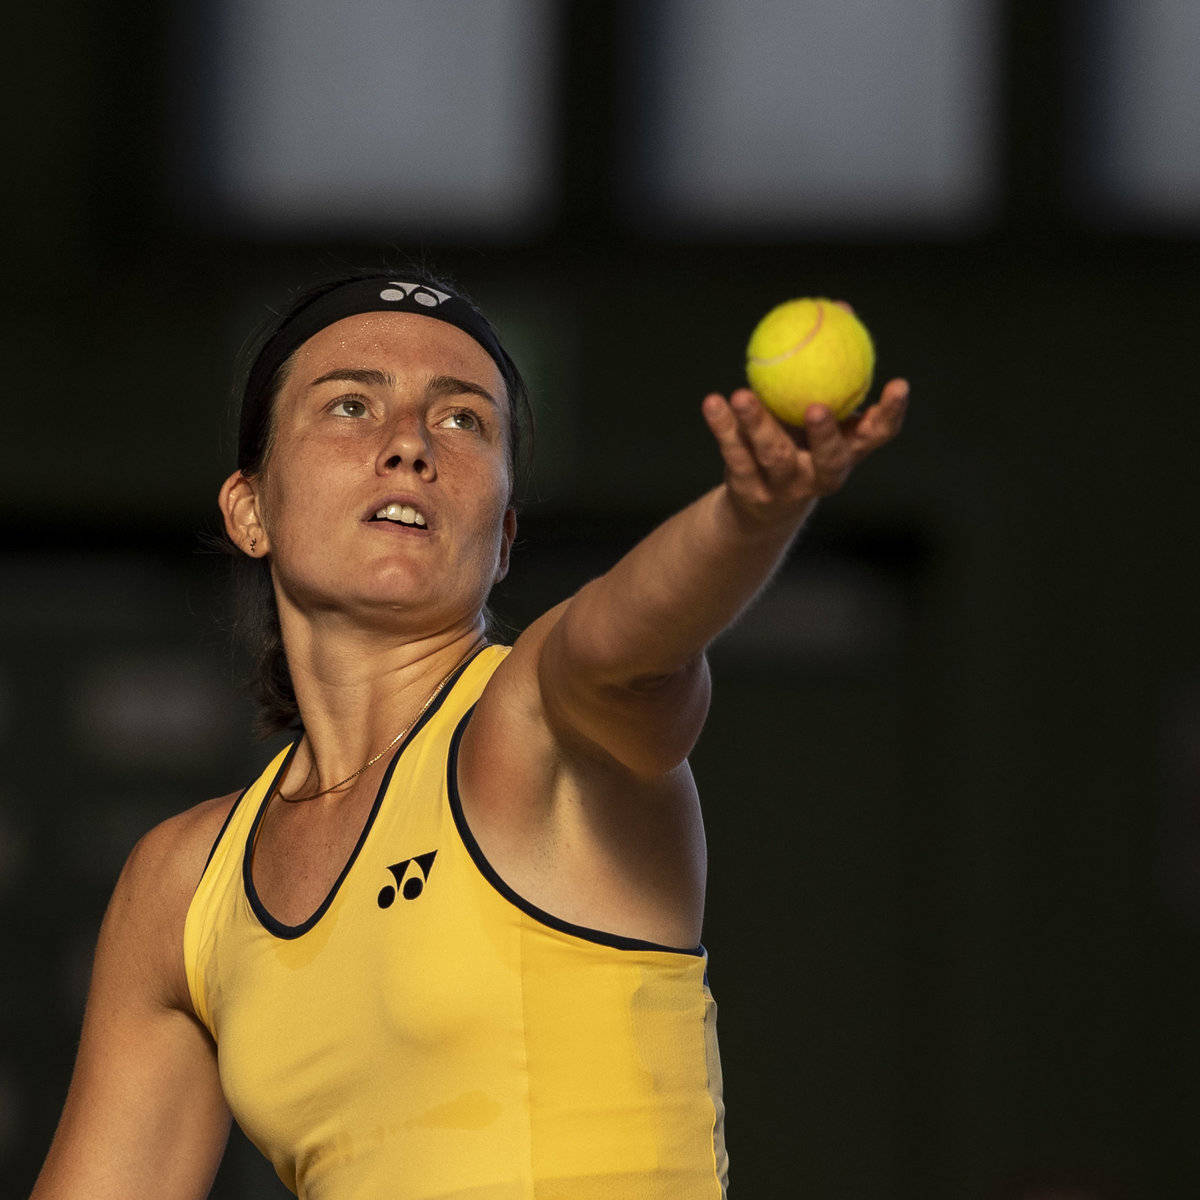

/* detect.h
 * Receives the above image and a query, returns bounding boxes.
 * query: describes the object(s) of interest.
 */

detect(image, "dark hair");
[229,265,534,737]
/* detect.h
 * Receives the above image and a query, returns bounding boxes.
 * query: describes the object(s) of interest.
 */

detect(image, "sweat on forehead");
[237,275,518,473]
[289,311,504,387]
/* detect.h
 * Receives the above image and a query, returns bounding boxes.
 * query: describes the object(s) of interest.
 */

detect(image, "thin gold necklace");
[277,637,485,804]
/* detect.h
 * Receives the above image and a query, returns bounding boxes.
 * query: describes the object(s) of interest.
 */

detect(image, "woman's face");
[237,310,516,635]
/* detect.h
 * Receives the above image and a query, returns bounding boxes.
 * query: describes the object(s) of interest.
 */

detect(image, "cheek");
[465,496,508,555]
[256,481,308,553]
[257,468,295,538]
[259,437,357,533]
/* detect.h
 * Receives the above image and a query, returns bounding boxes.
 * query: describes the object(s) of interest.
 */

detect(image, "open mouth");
[368,503,428,529]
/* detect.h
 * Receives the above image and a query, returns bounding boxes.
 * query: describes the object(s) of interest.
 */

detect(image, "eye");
[330,396,369,418]
[440,409,481,432]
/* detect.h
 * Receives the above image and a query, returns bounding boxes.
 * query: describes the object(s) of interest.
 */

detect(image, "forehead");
[283,310,508,405]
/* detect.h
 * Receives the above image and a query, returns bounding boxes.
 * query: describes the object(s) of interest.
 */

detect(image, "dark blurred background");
[3,1,1199,1197]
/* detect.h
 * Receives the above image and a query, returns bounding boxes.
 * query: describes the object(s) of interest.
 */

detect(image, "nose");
[376,413,436,480]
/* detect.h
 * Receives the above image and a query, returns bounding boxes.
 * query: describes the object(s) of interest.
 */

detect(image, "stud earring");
[250,535,258,554]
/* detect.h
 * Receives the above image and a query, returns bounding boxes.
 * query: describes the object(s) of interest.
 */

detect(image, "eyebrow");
[307,368,392,390]
[427,373,499,409]
[306,368,498,409]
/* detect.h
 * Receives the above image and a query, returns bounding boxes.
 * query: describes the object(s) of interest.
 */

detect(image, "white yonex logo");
[379,281,451,307]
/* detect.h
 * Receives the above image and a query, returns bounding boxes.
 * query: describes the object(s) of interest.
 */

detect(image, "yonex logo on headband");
[379,282,451,307]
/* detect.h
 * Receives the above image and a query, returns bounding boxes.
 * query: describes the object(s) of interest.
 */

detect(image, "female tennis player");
[31,272,907,1199]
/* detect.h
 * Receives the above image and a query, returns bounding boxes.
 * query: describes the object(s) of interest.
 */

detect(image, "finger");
[701,393,763,485]
[848,378,909,461]
[804,404,853,492]
[728,389,804,486]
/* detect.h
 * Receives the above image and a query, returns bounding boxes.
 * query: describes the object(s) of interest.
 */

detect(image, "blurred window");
[186,0,557,237]
[623,0,999,237]
[1073,0,1200,229]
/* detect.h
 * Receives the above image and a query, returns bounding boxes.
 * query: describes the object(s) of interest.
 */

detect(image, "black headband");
[239,276,512,469]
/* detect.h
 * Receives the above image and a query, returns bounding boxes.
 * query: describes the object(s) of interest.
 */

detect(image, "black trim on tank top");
[201,784,252,874]
[447,704,705,957]
[244,648,485,941]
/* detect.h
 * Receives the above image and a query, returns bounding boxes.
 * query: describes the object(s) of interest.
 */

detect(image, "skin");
[31,308,908,1198]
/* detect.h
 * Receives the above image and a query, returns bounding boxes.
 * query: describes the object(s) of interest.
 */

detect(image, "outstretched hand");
[701,378,909,529]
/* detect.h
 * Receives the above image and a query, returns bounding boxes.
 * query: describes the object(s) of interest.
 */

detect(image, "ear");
[495,507,517,582]
[219,470,269,557]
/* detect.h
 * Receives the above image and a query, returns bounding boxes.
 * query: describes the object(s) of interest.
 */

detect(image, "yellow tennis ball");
[745,297,875,424]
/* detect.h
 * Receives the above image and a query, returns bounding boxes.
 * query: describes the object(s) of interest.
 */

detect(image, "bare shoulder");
[480,604,564,707]
[102,790,243,1015]
[465,606,567,786]
[472,598,710,780]
[133,790,242,884]
[119,791,242,914]
[465,603,702,809]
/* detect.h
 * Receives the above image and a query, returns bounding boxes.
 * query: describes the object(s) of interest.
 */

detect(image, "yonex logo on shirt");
[377,851,438,908]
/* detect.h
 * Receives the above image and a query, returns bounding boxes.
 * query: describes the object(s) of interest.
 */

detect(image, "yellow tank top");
[184,646,728,1199]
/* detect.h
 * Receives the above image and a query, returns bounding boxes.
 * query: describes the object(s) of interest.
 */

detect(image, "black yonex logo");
[379,281,451,307]
[377,851,438,908]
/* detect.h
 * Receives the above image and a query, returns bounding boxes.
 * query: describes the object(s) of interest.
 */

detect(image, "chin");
[358,583,484,633]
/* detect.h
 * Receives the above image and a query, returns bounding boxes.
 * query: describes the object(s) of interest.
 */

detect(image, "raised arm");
[535,382,909,774]
[31,804,234,1200]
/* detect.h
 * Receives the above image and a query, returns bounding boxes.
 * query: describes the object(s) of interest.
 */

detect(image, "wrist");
[715,482,817,544]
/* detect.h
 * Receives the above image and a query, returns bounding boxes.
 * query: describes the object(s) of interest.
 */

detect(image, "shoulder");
[475,601,710,780]
[120,791,242,909]
[466,606,704,802]
[100,791,243,1014]
[468,609,565,764]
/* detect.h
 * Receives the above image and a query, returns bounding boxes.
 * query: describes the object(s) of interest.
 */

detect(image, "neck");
[276,608,487,795]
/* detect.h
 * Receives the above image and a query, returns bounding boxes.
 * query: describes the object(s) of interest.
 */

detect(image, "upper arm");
[510,593,713,778]
[31,805,235,1200]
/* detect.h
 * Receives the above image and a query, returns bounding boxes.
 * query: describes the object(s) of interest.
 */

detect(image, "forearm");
[558,483,813,685]
[535,383,906,771]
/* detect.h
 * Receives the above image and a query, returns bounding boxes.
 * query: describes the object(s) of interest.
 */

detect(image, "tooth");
[399,505,417,524]
[415,512,427,527]
[375,507,388,519]
[385,503,404,521]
